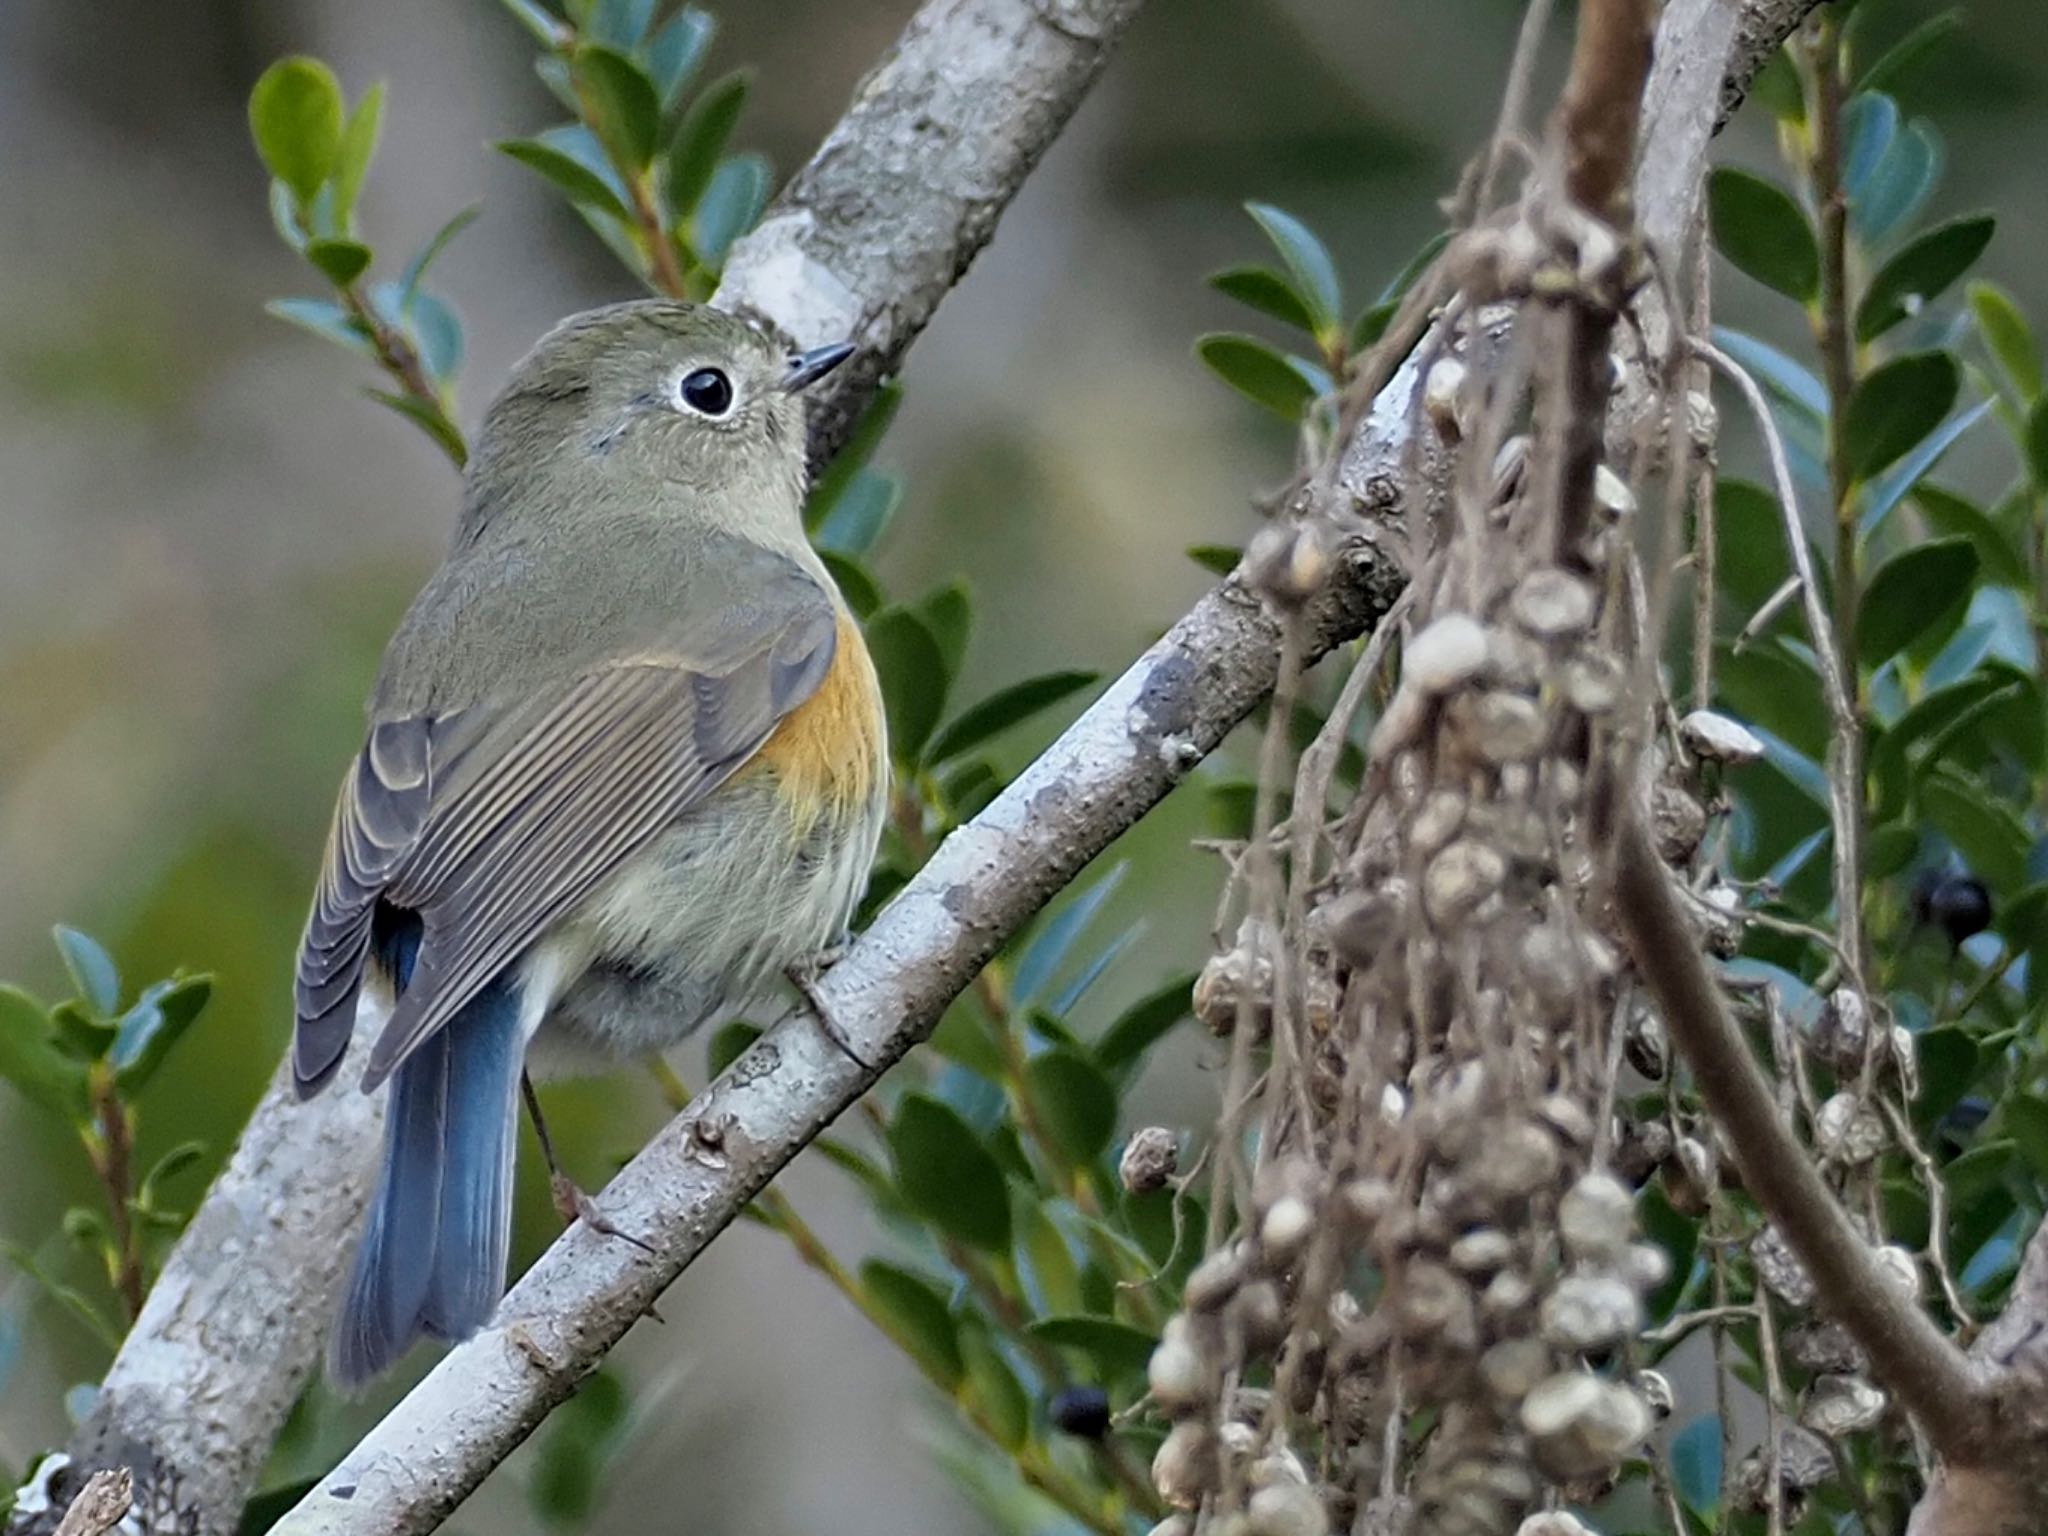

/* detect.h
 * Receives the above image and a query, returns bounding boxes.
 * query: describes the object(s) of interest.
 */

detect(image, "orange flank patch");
[749,607,884,822]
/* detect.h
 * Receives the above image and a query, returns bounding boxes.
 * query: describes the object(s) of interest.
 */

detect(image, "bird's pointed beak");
[780,341,855,393]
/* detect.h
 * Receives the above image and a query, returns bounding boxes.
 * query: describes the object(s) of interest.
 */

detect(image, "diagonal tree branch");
[7,4,1143,1533]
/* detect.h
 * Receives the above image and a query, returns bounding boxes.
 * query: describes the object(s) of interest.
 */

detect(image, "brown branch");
[1611,816,1993,1458]
[1556,0,1655,216]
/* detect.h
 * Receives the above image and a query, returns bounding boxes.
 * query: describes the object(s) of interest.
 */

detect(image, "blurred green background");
[4,0,2048,1530]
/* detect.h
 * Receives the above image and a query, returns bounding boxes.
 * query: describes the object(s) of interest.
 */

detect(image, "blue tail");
[331,915,525,1386]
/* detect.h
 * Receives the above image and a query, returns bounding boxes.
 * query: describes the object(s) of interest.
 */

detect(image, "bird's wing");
[291,588,838,1097]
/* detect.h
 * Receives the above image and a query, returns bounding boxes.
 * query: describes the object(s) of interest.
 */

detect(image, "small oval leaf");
[886,1094,1012,1251]
[249,57,346,205]
[1855,215,1994,342]
[1842,349,1959,482]
[1196,333,1317,418]
[1707,167,1820,302]
[1857,537,1978,666]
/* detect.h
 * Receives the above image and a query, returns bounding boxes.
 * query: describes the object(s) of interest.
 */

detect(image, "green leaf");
[866,605,949,765]
[813,469,900,558]
[960,1324,1030,1450]
[53,927,119,1015]
[267,296,374,357]
[1196,334,1317,418]
[665,69,752,216]
[497,133,633,223]
[1025,1049,1118,1166]
[806,383,902,529]
[1855,215,1994,342]
[1013,867,1124,1006]
[1187,543,1241,577]
[0,987,89,1123]
[819,551,881,619]
[929,996,1007,1079]
[648,7,717,111]
[1017,1198,1083,1316]
[1671,1415,1723,1517]
[1971,280,2041,402]
[111,974,212,1094]
[2006,1097,2048,1181]
[364,389,468,466]
[1208,266,1314,333]
[1026,1315,1160,1378]
[691,152,769,264]
[1842,350,1959,482]
[1858,400,1990,537]
[585,0,656,48]
[493,0,569,47]
[306,238,372,286]
[1915,486,2028,588]
[1706,167,1819,302]
[917,581,972,687]
[927,670,1098,764]
[249,57,346,206]
[1748,47,1805,123]
[1376,229,1451,306]
[2023,398,2048,491]
[573,45,660,170]
[1842,93,1899,203]
[1350,301,1396,353]
[1853,119,1943,245]
[1096,973,1195,1074]
[138,1141,207,1210]
[1859,11,1962,98]
[49,1001,115,1059]
[1710,479,1797,618]
[1921,767,2028,892]
[398,204,481,307]
[887,1094,1012,1250]
[860,1260,964,1387]
[1244,202,1340,337]
[1857,538,1978,666]
[333,82,385,222]
[707,1021,760,1078]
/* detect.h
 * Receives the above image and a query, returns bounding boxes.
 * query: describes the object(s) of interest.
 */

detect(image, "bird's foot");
[785,947,869,1070]
[549,1172,655,1256]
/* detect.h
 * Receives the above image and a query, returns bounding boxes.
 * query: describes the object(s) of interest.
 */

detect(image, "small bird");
[293,300,888,1385]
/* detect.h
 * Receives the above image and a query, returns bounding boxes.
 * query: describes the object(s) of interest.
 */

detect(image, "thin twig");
[1612,815,1991,1460]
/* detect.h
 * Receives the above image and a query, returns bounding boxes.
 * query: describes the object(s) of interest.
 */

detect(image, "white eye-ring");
[673,366,735,418]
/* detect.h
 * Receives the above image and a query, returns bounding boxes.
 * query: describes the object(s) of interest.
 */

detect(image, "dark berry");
[1927,875,1993,947]
[1048,1384,1112,1439]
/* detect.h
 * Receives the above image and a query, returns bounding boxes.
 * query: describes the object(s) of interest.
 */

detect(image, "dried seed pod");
[1800,1373,1887,1438]
[1561,651,1624,715]
[1184,1247,1245,1312]
[1785,1322,1864,1374]
[1398,1261,1477,1343]
[1467,1119,1562,1203]
[1752,1225,1817,1308]
[1874,1243,1922,1300]
[1479,1337,1552,1399]
[1522,1373,1651,1477]
[1450,1228,1516,1274]
[1517,1515,1597,1536]
[1152,1421,1215,1508]
[1341,1178,1396,1232]
[1148,1315,1212,1412]
[1619,1242,1671,1293]
[1650,781,1708,864]
[1119,1126,1179,1194]
[1244,521,1331,608]
[1425,839,1508,925]
[1510,567,1596,638]
[1679,709,1765,765]
[1593,464,1636,521]
[1405,614,1492,694]
[1260,1197,1314,1261]
[1623,1005,1670,1082]
[1481,1269,1535,1320]
[1614,1115,1673,1185]
[1540,1274,1643,1351]
[1446,690,1548,765]
[1814,1093,1886,1165]
[1633,1369,1675,1419]
[1535,1094,1595,1150]
[1411,789,1470,854]
[1228,1280,1287,1350]
[1248,1483,1331,1536]
[1731,1426,1833,1512]
[1322,882,1407,971]
[1558,1172,1634,1263]
[1425,358,1469,442]
[1194,934,1273,1036]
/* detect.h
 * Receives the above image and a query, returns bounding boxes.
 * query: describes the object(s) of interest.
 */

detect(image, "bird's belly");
[523,770,882,1071]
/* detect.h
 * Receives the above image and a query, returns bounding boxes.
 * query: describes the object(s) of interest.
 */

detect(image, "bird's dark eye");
[677,367,734,417]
